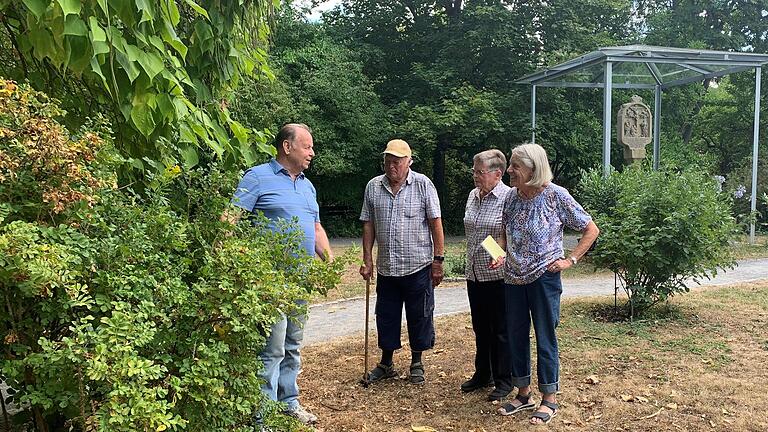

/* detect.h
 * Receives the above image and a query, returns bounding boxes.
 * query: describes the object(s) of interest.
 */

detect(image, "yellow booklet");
[481,235,506,260]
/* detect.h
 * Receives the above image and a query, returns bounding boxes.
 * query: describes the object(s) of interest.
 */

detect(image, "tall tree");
[232,7,391,234]
[323,0,633,230]
[637,0,768,175]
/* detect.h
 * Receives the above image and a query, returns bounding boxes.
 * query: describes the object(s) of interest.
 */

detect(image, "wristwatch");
[433,255,445,263]
[569,256,578,265]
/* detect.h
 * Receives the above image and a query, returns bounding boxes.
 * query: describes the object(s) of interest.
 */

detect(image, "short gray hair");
[473,149,506,173]
[274,123,312,149]
[510,143,553,188]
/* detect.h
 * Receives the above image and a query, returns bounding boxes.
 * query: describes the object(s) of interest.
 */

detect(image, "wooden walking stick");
[362,278,371,387]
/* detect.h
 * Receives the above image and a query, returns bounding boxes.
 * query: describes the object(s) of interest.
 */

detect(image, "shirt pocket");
[405,203,431,247]
[405,203,424,219]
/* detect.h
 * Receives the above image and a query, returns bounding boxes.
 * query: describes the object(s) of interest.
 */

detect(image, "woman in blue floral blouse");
[491,143,599,425]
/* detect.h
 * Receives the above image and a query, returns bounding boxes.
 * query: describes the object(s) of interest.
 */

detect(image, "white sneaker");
[284,405,318,424]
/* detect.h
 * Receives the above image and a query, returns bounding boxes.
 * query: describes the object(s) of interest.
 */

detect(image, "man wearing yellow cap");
[359,139,445,385]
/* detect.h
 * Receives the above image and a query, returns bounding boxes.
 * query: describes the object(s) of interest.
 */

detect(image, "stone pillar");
[617,95,653,164]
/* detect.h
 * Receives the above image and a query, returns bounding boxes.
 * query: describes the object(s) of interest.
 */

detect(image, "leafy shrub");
[1,80,345,431]
[578,166,737,319]
[0,79,116,223]
[658,132,717,174]
[445,251,466,278]
[723,155,768,233]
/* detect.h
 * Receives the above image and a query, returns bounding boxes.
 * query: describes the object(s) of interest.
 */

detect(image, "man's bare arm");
[315,222,333,262]
[427,217,445,257]
[359,221,376,280]
[427,217,445,287]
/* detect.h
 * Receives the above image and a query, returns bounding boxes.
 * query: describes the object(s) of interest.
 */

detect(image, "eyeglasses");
[470,168,500,176]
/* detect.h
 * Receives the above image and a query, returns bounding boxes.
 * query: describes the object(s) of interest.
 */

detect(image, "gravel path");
[303,258,768,345]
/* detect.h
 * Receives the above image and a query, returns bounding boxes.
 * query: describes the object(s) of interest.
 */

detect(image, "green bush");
[445,251,466,278]
[1,80,345,431]
[723,155,768,233]
[577,166,737,319]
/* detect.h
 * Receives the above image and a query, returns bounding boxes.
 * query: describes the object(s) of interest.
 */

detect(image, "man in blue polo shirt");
[226,123,332,426]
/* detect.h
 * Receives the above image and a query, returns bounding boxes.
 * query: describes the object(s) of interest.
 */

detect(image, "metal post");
[653,85,661,170]
[531,85,537,143]
[750,66,761,244]
[603,62,613,177]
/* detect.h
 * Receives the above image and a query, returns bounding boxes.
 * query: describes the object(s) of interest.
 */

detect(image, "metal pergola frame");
[516,45,768,244]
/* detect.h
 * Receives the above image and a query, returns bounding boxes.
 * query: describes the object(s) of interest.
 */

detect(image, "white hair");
[473,149,507,172]
[510,143,553,188]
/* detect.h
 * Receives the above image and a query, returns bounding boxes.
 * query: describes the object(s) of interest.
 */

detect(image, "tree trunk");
[681,79,711,144]
[24,369,48,432]
[433,134,450,201]
[444,0,463,19]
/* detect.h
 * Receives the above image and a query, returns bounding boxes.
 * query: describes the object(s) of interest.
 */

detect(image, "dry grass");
[730,235,768,260]
[299,281,768,431]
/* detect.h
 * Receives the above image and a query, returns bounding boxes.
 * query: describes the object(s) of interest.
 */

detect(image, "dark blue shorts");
[375,265,435,352]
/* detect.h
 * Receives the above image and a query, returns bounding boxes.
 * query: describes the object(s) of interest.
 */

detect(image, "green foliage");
[233,7,391,235]
[318,0,634,233]
[444,250,465,278]
[0,79,117,223]
[0,0,277,176]
[577,166,737,318]
[0,79,343,431]
[657,132,717,174]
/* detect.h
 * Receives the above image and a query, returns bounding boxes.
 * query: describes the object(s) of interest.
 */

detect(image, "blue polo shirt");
[232,159,320,256]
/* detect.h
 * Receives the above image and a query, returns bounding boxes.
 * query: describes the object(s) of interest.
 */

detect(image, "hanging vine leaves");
[0,0,278,175]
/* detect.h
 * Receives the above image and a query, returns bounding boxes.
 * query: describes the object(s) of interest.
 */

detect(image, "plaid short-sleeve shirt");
[360,170,442,277]
[463,181,512,282]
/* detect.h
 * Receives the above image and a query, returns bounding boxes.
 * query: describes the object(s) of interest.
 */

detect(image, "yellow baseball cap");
[382,139,412,158]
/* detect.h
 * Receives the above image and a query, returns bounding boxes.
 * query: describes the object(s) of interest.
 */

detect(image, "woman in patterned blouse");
[461,150,513,401]
[492,143,599,425]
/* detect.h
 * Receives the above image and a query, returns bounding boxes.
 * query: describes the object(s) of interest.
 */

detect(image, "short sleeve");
[464,190,474,218]
[232,169,260,213]
[556,188,592,231]
[424,178,442,219]
[309,181,320,223]
[360,181,374,222]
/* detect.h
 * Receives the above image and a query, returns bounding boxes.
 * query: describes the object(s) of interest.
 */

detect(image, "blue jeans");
[259,311,306,411]
[505,271,563,394]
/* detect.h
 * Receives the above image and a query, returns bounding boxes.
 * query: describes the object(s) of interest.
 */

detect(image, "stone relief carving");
[617,95,653,164]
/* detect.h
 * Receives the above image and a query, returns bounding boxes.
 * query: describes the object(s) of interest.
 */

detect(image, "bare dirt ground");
[298,281,768,432]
